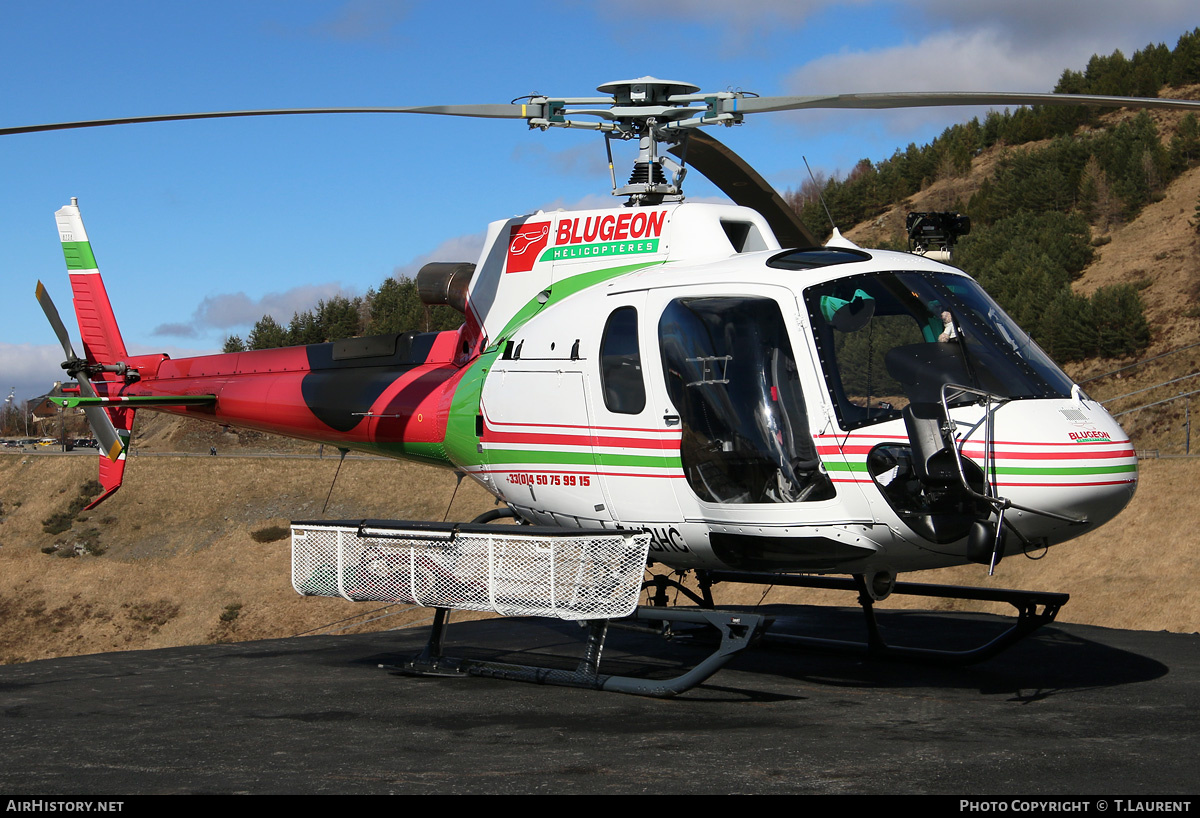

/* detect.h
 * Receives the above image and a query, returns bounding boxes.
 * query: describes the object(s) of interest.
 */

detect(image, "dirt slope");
[1,450,1196,666]
[0,452,498,664]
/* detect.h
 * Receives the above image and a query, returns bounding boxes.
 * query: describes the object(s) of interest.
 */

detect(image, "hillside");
[843,96,1200,453]
[7,68,1200,664]
[0,451,500,664]
[2,449,1198,666]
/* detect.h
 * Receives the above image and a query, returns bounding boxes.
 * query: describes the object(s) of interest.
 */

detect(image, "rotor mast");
[600,78,700,205]
[525,76,747,205]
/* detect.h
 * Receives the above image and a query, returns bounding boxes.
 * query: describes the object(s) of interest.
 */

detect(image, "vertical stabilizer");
[45,199,135,505]
[86,420,132,509]
[56,199,128,367]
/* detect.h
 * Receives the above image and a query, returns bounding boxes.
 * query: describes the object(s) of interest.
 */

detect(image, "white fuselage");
[456,202,1136,574]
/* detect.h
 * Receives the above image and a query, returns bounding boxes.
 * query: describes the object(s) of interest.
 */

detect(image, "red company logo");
[555,210,667,245]
[506,222,550,273]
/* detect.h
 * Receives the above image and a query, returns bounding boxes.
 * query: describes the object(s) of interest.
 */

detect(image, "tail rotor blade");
[80,403,126,462]
[35,280,80,363]
[35,280,125,461]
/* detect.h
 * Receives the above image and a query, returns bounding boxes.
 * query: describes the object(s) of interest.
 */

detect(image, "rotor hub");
[596,77,700,106]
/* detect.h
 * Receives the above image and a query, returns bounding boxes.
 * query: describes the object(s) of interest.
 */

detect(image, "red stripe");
[473,468,685,479]
[480,406,681,436]
[960,448,1135,460]
[482,428,681,450]
[814,432,1131,448]
[832,477,1135,488]
[817,444,1134,459]
[992,479,1137,487]
[816,444,885,455]
[479,405,680,449]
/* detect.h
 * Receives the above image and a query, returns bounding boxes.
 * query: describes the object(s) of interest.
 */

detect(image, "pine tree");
[247,315,288,350]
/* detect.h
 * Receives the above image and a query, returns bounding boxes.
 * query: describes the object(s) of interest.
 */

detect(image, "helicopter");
[19,78,1200,696]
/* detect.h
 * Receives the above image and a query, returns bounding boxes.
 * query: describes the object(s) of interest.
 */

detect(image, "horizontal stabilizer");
[51,394,217,409]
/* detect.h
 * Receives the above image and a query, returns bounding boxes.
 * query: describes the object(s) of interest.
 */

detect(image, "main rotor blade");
[0,104,533,137]
[670,131,819,248]
[735,91,1200,115]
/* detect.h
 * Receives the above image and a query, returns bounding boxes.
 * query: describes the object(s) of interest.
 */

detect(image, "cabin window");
[599,306,646,414]
[658,296,834,504]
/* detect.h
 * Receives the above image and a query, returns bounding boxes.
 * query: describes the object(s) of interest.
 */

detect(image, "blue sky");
[3,0,1198,404]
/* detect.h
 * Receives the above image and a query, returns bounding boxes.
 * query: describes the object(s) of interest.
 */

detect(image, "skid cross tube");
[703,570,1068,666]
[389,606,769,698]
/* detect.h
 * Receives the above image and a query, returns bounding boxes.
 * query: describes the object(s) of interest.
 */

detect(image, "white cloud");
[599,0,873,48]
[774,27,1062,155]
[773,6,1200,175]
[533,193,619,214]
[912,0,1198,50]
[391,232,488,280]
[0,343,69,406]
[786,29,1060,96]
[126,342,222,359]
[312,0,413,43]
[185,283,362,332]
[266,0,415,47]
[511,141,613,180]
[0,342,226,423]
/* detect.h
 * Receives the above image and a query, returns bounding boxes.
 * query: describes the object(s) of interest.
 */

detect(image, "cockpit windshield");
[804,271,1075,429]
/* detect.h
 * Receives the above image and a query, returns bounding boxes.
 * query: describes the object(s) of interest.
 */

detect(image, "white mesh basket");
[291,520,651,620]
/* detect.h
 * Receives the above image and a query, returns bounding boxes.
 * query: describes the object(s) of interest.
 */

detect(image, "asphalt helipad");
[1,606,1197,795]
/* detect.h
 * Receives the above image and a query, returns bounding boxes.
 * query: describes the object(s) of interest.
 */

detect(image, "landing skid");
[386,573,1066,697]
[694,570,1069,666]
[388,606,770,698]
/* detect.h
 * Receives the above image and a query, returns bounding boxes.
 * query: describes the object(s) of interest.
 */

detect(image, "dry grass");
[703,457,1200,633]
[0,451,498,664]
[1,451,1197,667]
[843,98,1200,455]
[8,102,1200,662]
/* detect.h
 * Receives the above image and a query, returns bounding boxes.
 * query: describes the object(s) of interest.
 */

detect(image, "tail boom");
[47,198,485,508]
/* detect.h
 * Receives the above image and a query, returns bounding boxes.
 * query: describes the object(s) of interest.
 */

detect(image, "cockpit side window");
[599,306,646,414]
[658,296,834,504]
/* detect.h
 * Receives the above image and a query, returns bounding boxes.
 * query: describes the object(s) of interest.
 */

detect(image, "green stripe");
[56,395,217,408]
[61,241,97,271]
[990,464,1138,476]
[824,461,865,472]
[496,260,665,341]
[484,447,681,469]
[366,440,452,467]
